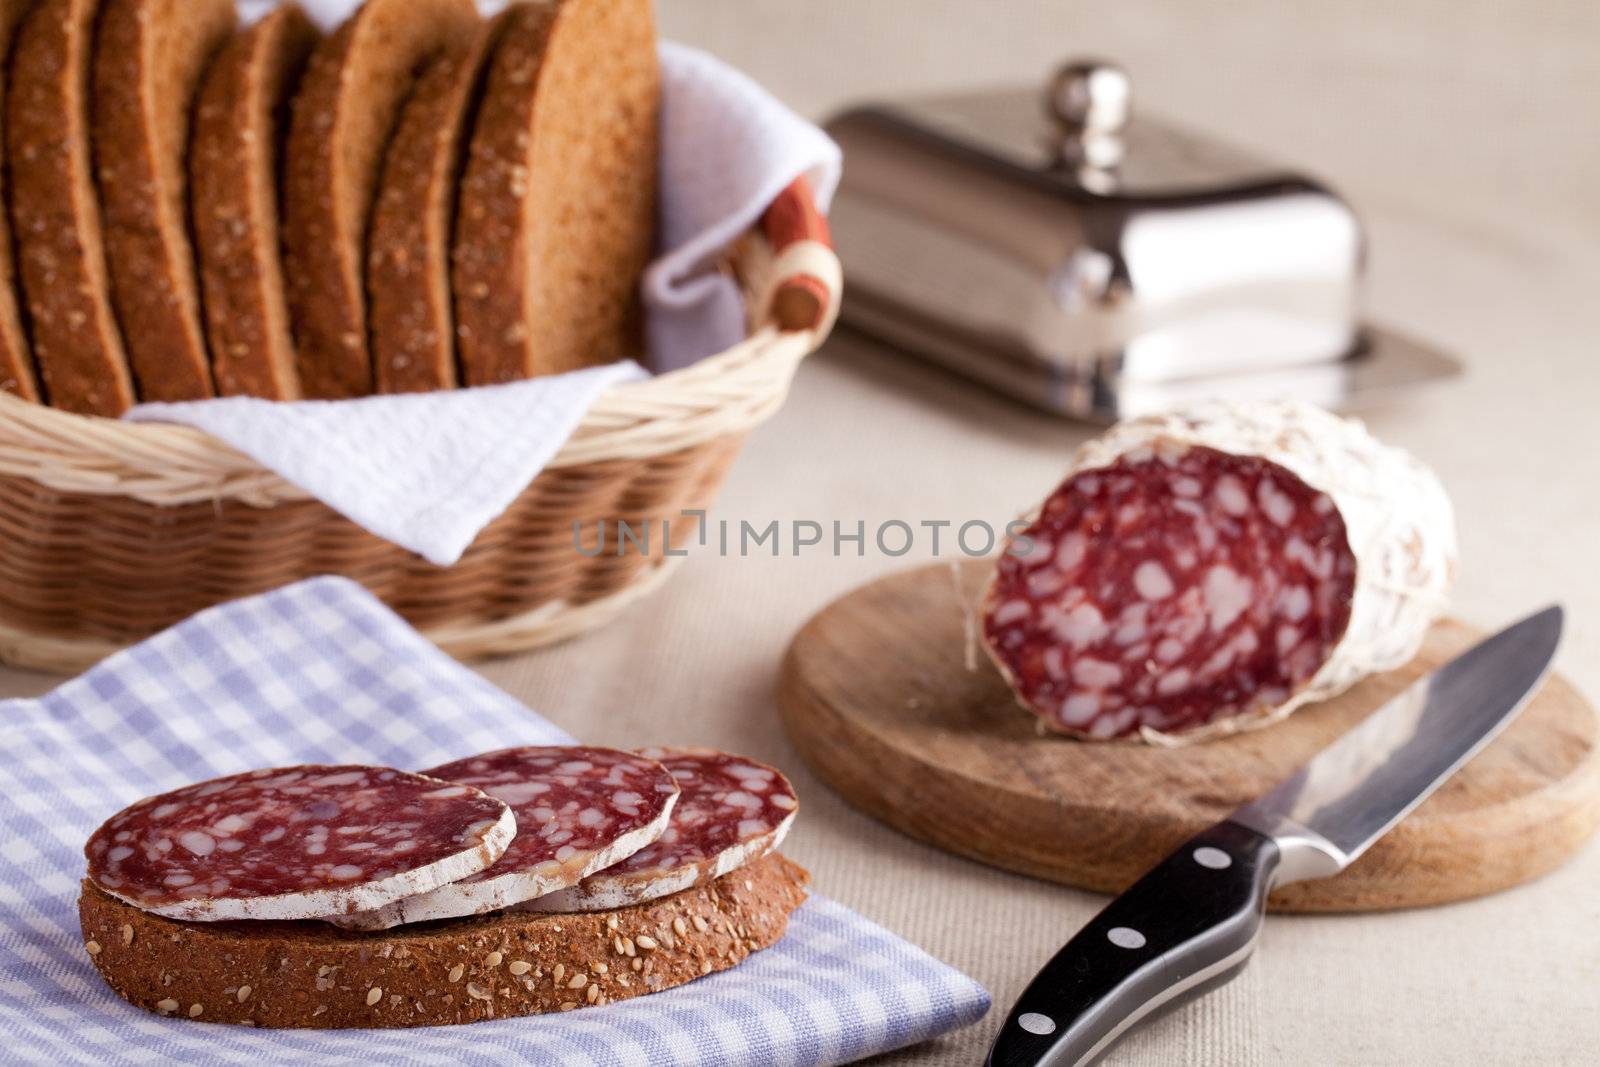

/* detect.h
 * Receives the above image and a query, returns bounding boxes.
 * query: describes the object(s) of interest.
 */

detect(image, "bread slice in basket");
[92,0,235,403]
[453,0,659,385]
[368,14,508,394]
[0,0,38,402]
[191,4,318,400]
[282,0,477,399]
[6,0,135,416]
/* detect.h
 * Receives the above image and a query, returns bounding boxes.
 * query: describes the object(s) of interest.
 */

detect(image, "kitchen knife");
[987,605,1564,1067]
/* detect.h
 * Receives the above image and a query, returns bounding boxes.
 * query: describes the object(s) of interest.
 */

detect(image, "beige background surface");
[4,1,1597,1063]
[645,5,1600,1062]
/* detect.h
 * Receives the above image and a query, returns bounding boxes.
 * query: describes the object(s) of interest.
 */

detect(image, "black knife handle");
[987,820,1281,1067]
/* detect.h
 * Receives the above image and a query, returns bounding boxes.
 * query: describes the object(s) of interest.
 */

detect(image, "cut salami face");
[334,745,679,929]
[521,747,798,913]
[984,400,1456,743]
[83,765,515,922]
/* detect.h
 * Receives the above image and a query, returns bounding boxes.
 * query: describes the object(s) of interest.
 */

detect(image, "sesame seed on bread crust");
[281,0,477,399]
[79,852,809,1028]
[453,0,658,386]
[190,4,318,400]
[92,0,235,403]
[6,0,136,416]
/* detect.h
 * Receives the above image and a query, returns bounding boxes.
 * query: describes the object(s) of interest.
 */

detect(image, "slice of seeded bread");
[92,0,235,402]
[368,14,506,394]
[80,851,809,1029]
[453,0,658,386]
[281,0,477,399]
[6,0,136,416]
[0,0,39,402]
[190,4,318,400]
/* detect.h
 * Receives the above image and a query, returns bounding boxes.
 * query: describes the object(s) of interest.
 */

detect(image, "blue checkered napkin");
[0,577,989,1065]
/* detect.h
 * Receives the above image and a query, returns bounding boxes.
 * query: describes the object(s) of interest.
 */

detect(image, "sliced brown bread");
[282,0,477,399]
[453,0,659,385]
[368,14,506,394]
[80,851,809,1029]
[92,0,234,403]
[190,5,318,400]
[0,0,38,402]
[6,0,135,416]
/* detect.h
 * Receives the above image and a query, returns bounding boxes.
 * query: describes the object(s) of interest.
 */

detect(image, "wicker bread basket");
[0,180,840,673]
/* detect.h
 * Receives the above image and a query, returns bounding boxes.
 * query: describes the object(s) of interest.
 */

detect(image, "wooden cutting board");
[779,562,1600,911]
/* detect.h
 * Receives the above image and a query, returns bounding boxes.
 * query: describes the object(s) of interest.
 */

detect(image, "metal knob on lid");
[1047,60,1130,172]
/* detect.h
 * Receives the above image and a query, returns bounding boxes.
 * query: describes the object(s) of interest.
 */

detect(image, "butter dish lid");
[825,58,1462,421]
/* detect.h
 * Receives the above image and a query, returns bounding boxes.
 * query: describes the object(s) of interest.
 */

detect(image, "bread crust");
[368,15,505,394]
[453,0,658,385]
[7,0,135,416]
[282,0,477,399]
[80,852,809,1028]
[190,4,316,400]
[0,0,39,401]
[92,0,234,403]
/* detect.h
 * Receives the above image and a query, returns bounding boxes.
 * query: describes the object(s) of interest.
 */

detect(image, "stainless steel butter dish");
[826,60,1460,421]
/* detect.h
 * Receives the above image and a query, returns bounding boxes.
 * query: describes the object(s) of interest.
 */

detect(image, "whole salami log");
[522,748,799,913]
[335,746,679,929]
[84,765,515,921]
[983,399,1456,743]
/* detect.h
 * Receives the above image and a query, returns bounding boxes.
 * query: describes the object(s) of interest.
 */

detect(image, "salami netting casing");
[84,765,515,921]
[983,400,1456,743]
[521,747,798,913]
[333,746,679,929]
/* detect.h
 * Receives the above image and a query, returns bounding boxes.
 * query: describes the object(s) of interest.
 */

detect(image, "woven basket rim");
[0,317,786,456]
[0,224,841,508]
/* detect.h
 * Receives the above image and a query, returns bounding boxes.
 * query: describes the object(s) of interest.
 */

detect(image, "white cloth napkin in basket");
[126,10,842,568]
[0,576,988,1066]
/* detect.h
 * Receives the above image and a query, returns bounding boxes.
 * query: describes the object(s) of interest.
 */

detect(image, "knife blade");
[987,605,1564,1067]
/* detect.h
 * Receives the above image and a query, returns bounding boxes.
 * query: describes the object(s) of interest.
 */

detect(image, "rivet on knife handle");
[987,820,1279,1067]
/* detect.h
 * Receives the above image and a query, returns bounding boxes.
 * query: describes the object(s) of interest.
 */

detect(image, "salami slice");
[984,399,1456,743]
[522,748,798,913]
[334,746,679,929]
[84,765,515,922]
